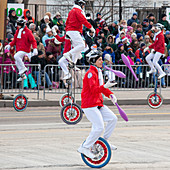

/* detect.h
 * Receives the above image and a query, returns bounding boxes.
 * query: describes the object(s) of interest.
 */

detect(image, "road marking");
[0,112,170,119]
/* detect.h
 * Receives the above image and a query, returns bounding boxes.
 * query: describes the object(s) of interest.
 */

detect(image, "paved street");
[0,105,170,170]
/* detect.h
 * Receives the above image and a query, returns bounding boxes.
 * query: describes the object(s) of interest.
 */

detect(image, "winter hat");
[113,20,118,25]
[148,13,154,18]
[144,35,150,39]
[161,14,167,19]
[165,31,170,35]
[131,33,137,38]
[86,13,91,19]
[4,49,9,53]
[46,27,52,33]
[136,58,141,63]
[96,12,101,17]
[7,33,14,41]
[41,23,47,32]
[118,43,124,48]
[167,56,170,62]
[137,33,143,40]
[56,12,61,16]
[143,19,149,23]
[44,15,49,20]
[104,54,112,62]
[140,43,146,48]
[127,26,133,32]
[133,12,138,16]
[26,10,30,15]
[38,50,43,56]
[46,51,53,57]
[120,30,125,35]
[121,36,128,42]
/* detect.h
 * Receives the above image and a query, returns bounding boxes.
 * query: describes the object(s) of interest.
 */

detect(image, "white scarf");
[153,30,161,41]
[17,28,24,39]
[96,67,104,86]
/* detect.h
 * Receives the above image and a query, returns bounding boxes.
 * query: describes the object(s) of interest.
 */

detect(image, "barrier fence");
[0,64,41,99]
[0,64,170,100]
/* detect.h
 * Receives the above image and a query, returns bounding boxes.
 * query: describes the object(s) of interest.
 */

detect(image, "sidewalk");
[0,88,170,107]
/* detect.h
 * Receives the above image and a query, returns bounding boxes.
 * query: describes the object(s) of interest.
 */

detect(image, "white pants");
[146,52,164,74]
[14,51,31,74]
[58,57,69,75]
[105,70,115,81]
[66,31,85,63]
[82,105,118,149]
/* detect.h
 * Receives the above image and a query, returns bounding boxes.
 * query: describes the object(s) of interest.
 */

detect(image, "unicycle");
[147,71,163,109]
[13,76,28,112]
[81,137,112,168]
[60,64,83,124]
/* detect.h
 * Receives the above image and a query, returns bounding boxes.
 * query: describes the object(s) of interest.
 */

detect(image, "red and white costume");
[9,26,37,74]
[81,65,117,149]
[65,4,92,63]
[146,30,165,75]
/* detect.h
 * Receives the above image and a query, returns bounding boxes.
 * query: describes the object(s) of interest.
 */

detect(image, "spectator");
[94,35,104,50]
[126,26,134,43]
[45,38,62,59]
[108,21,119,36]
[158,14,170,31]
[86,13,95,29]
[115,42,128,64]
[142,19,150,35]
[102,44,115,64]
[6,17,16,35]
[57,18,65,35]
[106,35,117,51]
[146,29,154,43]
[99,22,110,38]
[52,12,65,25]
[95,19,105,36]
[135,43,150,63]
[40,14,54,29]
[131,22,138,32]
[85,30,95,49]
[23,9,35,24]
[127,12,140,26]
[144,35,152,48]
[23,55,37,90]
[130,38,140,53]
[35,36,45,54]
[42,27,55,47]
[8,9,18,27]
[29,23,38,36]
[94,12,102,29]
[115,30,126,44]
[131,32,137,40]
[136,33,144,45]
[38,23,47,41]
[135,24,143,34]
[164,31,170,46]
[31,50,52,90]
[147,13,156,24]
[119,20,127,32]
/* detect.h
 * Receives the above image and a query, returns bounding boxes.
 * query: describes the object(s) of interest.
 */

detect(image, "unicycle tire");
[147,92,163,109]
[60,103,82,125]
[13,94,28,112]
[81,137,112,168]
[59,93,75,107]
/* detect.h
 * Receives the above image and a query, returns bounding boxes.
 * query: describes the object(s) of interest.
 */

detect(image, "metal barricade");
[43,64,170,100]
[163,64,170,89]
[0,64,41,99]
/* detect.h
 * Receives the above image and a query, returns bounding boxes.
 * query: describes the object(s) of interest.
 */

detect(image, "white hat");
[56,12,61,16]
[44,15,49,20]
[104,54,112,62]
[131,32,137,37]
[46,27,52,33]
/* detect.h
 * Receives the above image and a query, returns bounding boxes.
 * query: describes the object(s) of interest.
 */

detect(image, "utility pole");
[111,0,113,22]
[119,0,122,21]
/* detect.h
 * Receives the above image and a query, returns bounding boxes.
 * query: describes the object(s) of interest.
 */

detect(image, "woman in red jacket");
[144,23,166,79]
[5,18,38,81]
[77,50,118,159]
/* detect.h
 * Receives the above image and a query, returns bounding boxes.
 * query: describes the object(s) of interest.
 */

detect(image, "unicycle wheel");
[81,137,112,168]
[13,94,28,112]
[147,92,163,109]
[59,93,75,107]
[60,103,82,124]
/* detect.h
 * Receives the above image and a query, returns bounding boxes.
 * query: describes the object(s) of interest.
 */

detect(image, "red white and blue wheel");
[13,94,28,112]
[81,137,111,168]
[59,93,74,107]
[147,92,163,109]
[60,103,82,124]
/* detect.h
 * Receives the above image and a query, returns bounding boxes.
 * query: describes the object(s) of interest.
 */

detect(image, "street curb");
[0,99,170,107]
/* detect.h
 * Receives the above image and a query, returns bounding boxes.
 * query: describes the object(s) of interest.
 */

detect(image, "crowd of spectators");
[1,9,170,89]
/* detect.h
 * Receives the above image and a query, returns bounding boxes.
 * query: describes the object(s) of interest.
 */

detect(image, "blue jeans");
[33,71,52,87]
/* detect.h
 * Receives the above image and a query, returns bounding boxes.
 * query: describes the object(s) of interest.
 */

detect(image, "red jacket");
[81,65,113,108]
[149,31,165,54]
[65,5,92,33]
[10,26,37,53]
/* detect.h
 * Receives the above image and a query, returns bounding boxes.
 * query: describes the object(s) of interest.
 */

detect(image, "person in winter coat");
[85,30,95,49]
[102,44,115,64]
[127,12,140,26]
[8,9,18,28]
[6,17,16,35]
[62,0,94,79]
[77,49,118,159]
[42,27,55,47]
[144,23,166,79]
[158,14,170,31]
[105,34,117,51]
[4,18,38,81]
